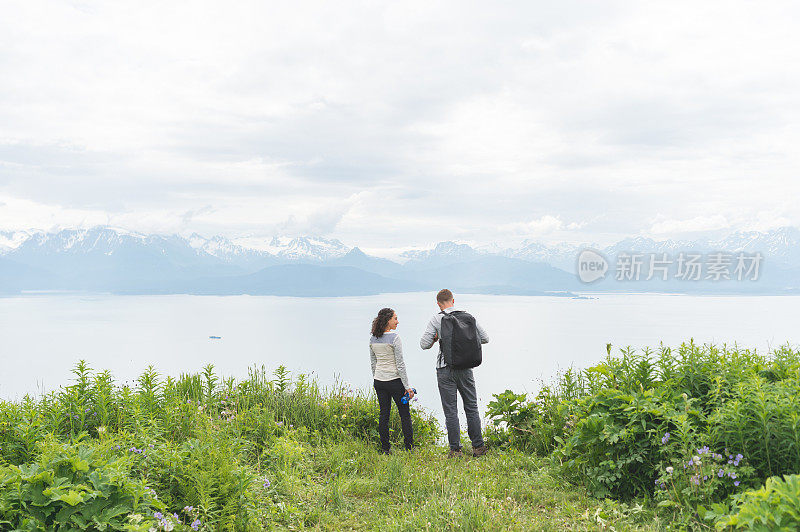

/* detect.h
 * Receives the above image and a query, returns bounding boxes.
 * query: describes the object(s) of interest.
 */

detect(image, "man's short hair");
[437,289,454,303]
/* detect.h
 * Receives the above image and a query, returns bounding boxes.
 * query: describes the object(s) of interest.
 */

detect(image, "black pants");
[373,378,413,452]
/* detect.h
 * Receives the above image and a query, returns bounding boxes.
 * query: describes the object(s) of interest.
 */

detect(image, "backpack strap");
[437,310,450,366]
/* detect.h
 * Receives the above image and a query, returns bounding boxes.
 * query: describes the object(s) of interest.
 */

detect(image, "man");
[420,288,490,457]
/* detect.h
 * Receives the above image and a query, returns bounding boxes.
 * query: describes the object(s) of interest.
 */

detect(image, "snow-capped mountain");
[400,241,481,266]
[253,236,350,262]
[499,240,586,271]
[3,225,800,295]
[0,230,42,254]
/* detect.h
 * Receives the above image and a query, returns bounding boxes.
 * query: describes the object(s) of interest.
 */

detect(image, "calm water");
[2,292,800,425]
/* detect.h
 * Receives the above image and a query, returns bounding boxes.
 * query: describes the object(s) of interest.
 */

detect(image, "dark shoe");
[380,449,392,456]
[472,445,488,457]
[447,449,463,458]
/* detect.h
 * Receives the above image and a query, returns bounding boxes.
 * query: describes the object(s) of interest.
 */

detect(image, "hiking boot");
[447,449,463,458]
[472,445,488,457]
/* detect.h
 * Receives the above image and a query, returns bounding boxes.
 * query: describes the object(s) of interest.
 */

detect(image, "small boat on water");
[209,335,222,339]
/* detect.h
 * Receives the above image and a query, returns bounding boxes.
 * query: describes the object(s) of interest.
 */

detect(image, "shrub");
[716,474,800,530]
[494,341,800,507]
[0,438,160,531]
[710,375,800,480]
[556,387,695,499]
[654,444,755,523]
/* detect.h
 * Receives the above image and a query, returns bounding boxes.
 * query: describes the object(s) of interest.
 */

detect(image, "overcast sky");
[1,1,800,250]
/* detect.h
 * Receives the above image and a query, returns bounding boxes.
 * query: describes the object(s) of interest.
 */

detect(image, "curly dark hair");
[371,307,395,337]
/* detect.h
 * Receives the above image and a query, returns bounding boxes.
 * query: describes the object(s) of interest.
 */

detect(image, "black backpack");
[439,310,482,369]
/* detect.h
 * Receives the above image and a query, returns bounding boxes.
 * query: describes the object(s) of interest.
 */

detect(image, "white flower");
[163,521,174,531]
[666,466,673,474]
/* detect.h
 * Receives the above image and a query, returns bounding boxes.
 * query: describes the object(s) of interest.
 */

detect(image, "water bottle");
[401,388,417,405]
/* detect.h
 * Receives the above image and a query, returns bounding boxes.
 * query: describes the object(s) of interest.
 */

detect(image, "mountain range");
[1,226,800,296]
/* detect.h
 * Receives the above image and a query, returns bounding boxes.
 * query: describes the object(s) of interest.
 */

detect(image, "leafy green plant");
[653,443,754,525]
[716,474,800,530]
[0,439,160,531]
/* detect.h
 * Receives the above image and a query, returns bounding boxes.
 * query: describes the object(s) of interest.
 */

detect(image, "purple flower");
[191,519,201,530]
[718,469,724,477]
[154,511,163,519]
[734,480,740,487]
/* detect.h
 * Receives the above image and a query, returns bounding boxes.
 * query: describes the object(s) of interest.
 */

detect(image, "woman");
[370,307,414,454]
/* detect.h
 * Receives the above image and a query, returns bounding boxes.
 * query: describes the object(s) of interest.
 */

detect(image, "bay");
[2,292,799,426]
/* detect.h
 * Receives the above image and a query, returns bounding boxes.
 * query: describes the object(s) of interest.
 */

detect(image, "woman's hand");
[406,388,415,399]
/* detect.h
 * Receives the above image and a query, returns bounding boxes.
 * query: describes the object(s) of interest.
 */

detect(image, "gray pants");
[436,366,484,450]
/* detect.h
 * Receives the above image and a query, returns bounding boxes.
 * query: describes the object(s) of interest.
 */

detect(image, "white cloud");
[649,215,730,235]
[499,215,569,236]
[2,1,800,246]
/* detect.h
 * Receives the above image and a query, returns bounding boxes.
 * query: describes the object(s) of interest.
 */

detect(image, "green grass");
[0,362,660,530]
[261,438,658,531]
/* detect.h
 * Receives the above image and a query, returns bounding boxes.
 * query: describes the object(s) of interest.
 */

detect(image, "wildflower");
[263,478,271,489]
[661,433,671,444]
[718,469,724,478]
[191,519,201,530]
[704,476,708,480]
[730,472,737,479]
[736,453,743,461]
[734,480,740,487]
[163,520,174,531]
[173,513,179,520]
[154,512,163,520]
[183,506,194,512]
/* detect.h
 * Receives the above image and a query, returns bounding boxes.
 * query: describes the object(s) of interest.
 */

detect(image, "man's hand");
[406,388,415,399]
